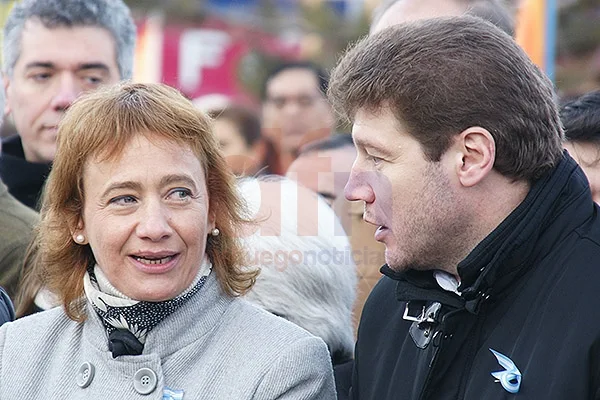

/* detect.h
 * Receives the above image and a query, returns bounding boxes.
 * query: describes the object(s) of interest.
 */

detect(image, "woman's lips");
[133,255,175,265]
[129,254,179,274]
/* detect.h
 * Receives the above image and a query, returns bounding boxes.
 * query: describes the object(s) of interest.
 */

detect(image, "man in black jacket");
[0,77,38,300]
[328,16,600,399]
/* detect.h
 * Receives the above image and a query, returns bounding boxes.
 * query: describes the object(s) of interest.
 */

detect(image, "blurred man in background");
[261,61,334,174]
[560,90,600,204]
[209,105,273,177]
[371,0,514,36]
[0,0,136,209]
[287,134,385,327]
[288,134,356,221]
[0,75,37,301]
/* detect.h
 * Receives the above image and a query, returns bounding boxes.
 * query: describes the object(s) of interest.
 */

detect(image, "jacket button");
[133,367,157,395]
[76,362,95,388]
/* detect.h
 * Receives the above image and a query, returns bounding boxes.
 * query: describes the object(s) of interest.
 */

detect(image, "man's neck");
[277,151,297,175]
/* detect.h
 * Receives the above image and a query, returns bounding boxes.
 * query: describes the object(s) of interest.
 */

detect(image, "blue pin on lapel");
[489,348,521,394]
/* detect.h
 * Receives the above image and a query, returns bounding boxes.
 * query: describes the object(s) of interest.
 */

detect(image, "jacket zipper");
[418,331,444,400]
[456,308,487,399]
[417,308,471,400]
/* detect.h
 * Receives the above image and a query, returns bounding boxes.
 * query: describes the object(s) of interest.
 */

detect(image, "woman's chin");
[123,284,182,302]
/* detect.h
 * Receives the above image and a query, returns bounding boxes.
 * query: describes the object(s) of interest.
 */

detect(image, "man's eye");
[31,73,51,82]
[83,76,103,85]
[297,96,316,107]
[368,155,382,165]
[319,192,336,206]
[269,98,285,108]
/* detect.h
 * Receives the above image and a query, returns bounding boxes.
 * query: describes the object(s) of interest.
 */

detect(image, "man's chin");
[384,249,410,273]
[281,133,304,151]
[384,250,398,270]
[31,149,56,164]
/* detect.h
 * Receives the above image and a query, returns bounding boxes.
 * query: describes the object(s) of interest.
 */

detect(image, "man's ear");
[454,127,496,187]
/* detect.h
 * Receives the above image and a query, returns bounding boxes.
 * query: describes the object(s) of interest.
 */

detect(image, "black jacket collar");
[0,135,51,210]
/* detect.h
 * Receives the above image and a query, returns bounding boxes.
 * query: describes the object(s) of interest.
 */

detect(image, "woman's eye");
[168,188,193,200]
[110,195,137,205]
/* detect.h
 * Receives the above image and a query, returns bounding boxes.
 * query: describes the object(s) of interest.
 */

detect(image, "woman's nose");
[136,201,173,241]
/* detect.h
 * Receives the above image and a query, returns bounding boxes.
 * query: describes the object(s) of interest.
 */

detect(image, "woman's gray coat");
[0,273,336,399]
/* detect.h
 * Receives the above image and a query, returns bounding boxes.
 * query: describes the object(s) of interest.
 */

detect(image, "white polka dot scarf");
[83,258,211,358]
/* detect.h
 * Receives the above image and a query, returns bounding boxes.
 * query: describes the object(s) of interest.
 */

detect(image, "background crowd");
[0,0,599,399]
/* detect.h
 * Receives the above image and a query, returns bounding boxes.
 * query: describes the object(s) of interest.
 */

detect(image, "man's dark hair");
[261,61,329,100]
[329,16,563,182]
[560,91,600,143]
[299,133,354,155]
[209,105,262,146]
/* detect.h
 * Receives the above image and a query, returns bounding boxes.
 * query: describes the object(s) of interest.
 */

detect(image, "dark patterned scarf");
[84,259,211,358]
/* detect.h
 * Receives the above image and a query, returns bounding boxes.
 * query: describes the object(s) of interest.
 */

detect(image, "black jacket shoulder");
[0,287,15,326]
[351,154,600,400]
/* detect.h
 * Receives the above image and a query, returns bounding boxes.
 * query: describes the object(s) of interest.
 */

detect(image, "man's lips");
[374,225,389,242]
[363,212,390,240]
[42,126,58,138]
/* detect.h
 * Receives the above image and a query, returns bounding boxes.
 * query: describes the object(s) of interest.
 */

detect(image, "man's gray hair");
[2,0,136,79]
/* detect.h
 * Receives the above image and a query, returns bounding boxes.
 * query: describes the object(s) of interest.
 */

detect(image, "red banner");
[135,15,300,104]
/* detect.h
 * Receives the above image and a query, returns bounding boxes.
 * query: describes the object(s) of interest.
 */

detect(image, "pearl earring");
[75,234,85,243]
[211,228,220,237]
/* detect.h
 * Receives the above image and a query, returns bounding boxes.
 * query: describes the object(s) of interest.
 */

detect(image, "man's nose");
[50,74,79,111]
[345,169,375,204]
[281,101,302,116]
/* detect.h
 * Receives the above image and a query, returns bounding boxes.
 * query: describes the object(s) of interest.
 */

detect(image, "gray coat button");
[133,367,157,395]
[76,362,95,388]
